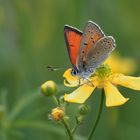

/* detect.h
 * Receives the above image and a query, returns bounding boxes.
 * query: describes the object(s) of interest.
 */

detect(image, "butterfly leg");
[78,77,94,87]
[78,78,81,85]
[84,78,94,87]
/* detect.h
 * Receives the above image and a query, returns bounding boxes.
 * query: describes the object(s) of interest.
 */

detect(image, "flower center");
[95,64,112,79]
[92,64,112,88]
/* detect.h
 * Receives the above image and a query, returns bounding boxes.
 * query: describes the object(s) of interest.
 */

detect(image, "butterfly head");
[71,68,79,76]
[71,67,94,80]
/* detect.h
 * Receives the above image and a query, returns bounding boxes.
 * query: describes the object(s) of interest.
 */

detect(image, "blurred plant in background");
[0,0,140,140]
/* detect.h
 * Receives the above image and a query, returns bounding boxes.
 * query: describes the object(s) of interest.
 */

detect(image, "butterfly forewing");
[77,21,105,69]
[84,36,116,70]
[64,25,82,68]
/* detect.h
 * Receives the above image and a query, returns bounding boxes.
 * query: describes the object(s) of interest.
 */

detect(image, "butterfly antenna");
[47,66,65,71]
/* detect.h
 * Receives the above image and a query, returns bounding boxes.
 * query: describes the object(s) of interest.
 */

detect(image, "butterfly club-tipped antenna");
[47,66,66,71]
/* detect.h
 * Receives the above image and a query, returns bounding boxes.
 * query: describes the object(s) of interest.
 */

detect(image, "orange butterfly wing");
[64,25,82,67]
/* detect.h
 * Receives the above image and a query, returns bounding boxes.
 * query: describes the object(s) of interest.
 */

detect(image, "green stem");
[72,124,78,135]
[87,89,104,140]
[51,95,73,139]
[62,118,73,140]
[13,120,85,140]
[72,116,80,134]
[52,95,59,105]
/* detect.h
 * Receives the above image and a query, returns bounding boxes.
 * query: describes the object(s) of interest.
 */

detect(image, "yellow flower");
[63,64,140,107]
[105,52,137,75]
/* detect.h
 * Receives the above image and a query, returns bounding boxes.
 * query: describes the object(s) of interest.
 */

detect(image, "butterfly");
[64,20,116,80]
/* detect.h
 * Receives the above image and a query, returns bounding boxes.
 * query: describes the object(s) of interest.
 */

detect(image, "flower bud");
[77,115,85,124]
[51,107,64,121]
[78,104,89,115]
[41,80,57,96]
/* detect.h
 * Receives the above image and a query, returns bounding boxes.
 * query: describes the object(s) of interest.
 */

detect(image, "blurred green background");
[0,0,140,140]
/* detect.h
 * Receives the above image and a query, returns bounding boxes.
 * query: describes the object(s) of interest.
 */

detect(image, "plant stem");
[72,123,79,135]
[52,95,59,105]
[72,116,80,134]
[62,118,73,140]
[51,95,73,139]
[87,89,104,140]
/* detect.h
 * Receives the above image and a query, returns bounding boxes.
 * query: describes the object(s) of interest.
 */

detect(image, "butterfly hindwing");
[64,25,82,68]
[77,21,105,69]
[84,36,116,70]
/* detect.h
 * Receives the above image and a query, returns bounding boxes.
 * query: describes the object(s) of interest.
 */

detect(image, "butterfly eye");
[71,69,78,76]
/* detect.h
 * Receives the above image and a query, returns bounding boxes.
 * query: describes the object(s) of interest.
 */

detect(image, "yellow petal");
[64,79,79,87]
[64,84,96,103]
[63,69,79,87]
[63,68,89,87]
[104,82,129,107]
[112,74,140,90]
